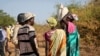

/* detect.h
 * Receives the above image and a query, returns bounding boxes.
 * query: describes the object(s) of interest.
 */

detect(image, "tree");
[90,0,100,21]
[0,10,16,26]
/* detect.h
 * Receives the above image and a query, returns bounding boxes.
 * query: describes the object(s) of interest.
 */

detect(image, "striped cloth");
[17,24,39,56]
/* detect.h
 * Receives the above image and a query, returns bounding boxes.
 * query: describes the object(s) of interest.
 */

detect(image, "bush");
[0,10,16,26]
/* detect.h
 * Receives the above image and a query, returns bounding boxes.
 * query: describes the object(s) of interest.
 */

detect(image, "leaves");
[0,10,15,26]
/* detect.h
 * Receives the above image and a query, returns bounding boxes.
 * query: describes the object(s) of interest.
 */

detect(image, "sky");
[0,0,89,24]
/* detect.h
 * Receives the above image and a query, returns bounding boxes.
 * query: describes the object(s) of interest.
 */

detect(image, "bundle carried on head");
[57,4,69,21]
[57,4,79,21]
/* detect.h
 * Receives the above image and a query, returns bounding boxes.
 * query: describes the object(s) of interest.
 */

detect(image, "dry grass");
[6,22,100,56]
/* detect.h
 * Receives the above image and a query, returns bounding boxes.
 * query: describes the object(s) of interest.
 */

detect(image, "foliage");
[0,10,16,26]
[51,0,100,47]
[68,0,100,46]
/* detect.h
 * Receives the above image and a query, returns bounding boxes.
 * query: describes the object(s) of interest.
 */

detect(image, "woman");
[61,11,80,56]
[44,17,57,56]
[57,4,80,56]
[0,26,7,56]
[12,13,25,56]
[17,12,39,56]
[13,13,25,45]
[47,17,66,56]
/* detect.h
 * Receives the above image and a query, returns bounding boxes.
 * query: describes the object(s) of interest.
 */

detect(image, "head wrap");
[47,17,57,27]
[17,13,25,23]
[72,14,79,21]
[24,12,35,22]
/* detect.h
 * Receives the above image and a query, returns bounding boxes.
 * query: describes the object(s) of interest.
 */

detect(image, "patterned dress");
[48,29,66,56]
[44,30,55,56]
[67,22,80,56]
